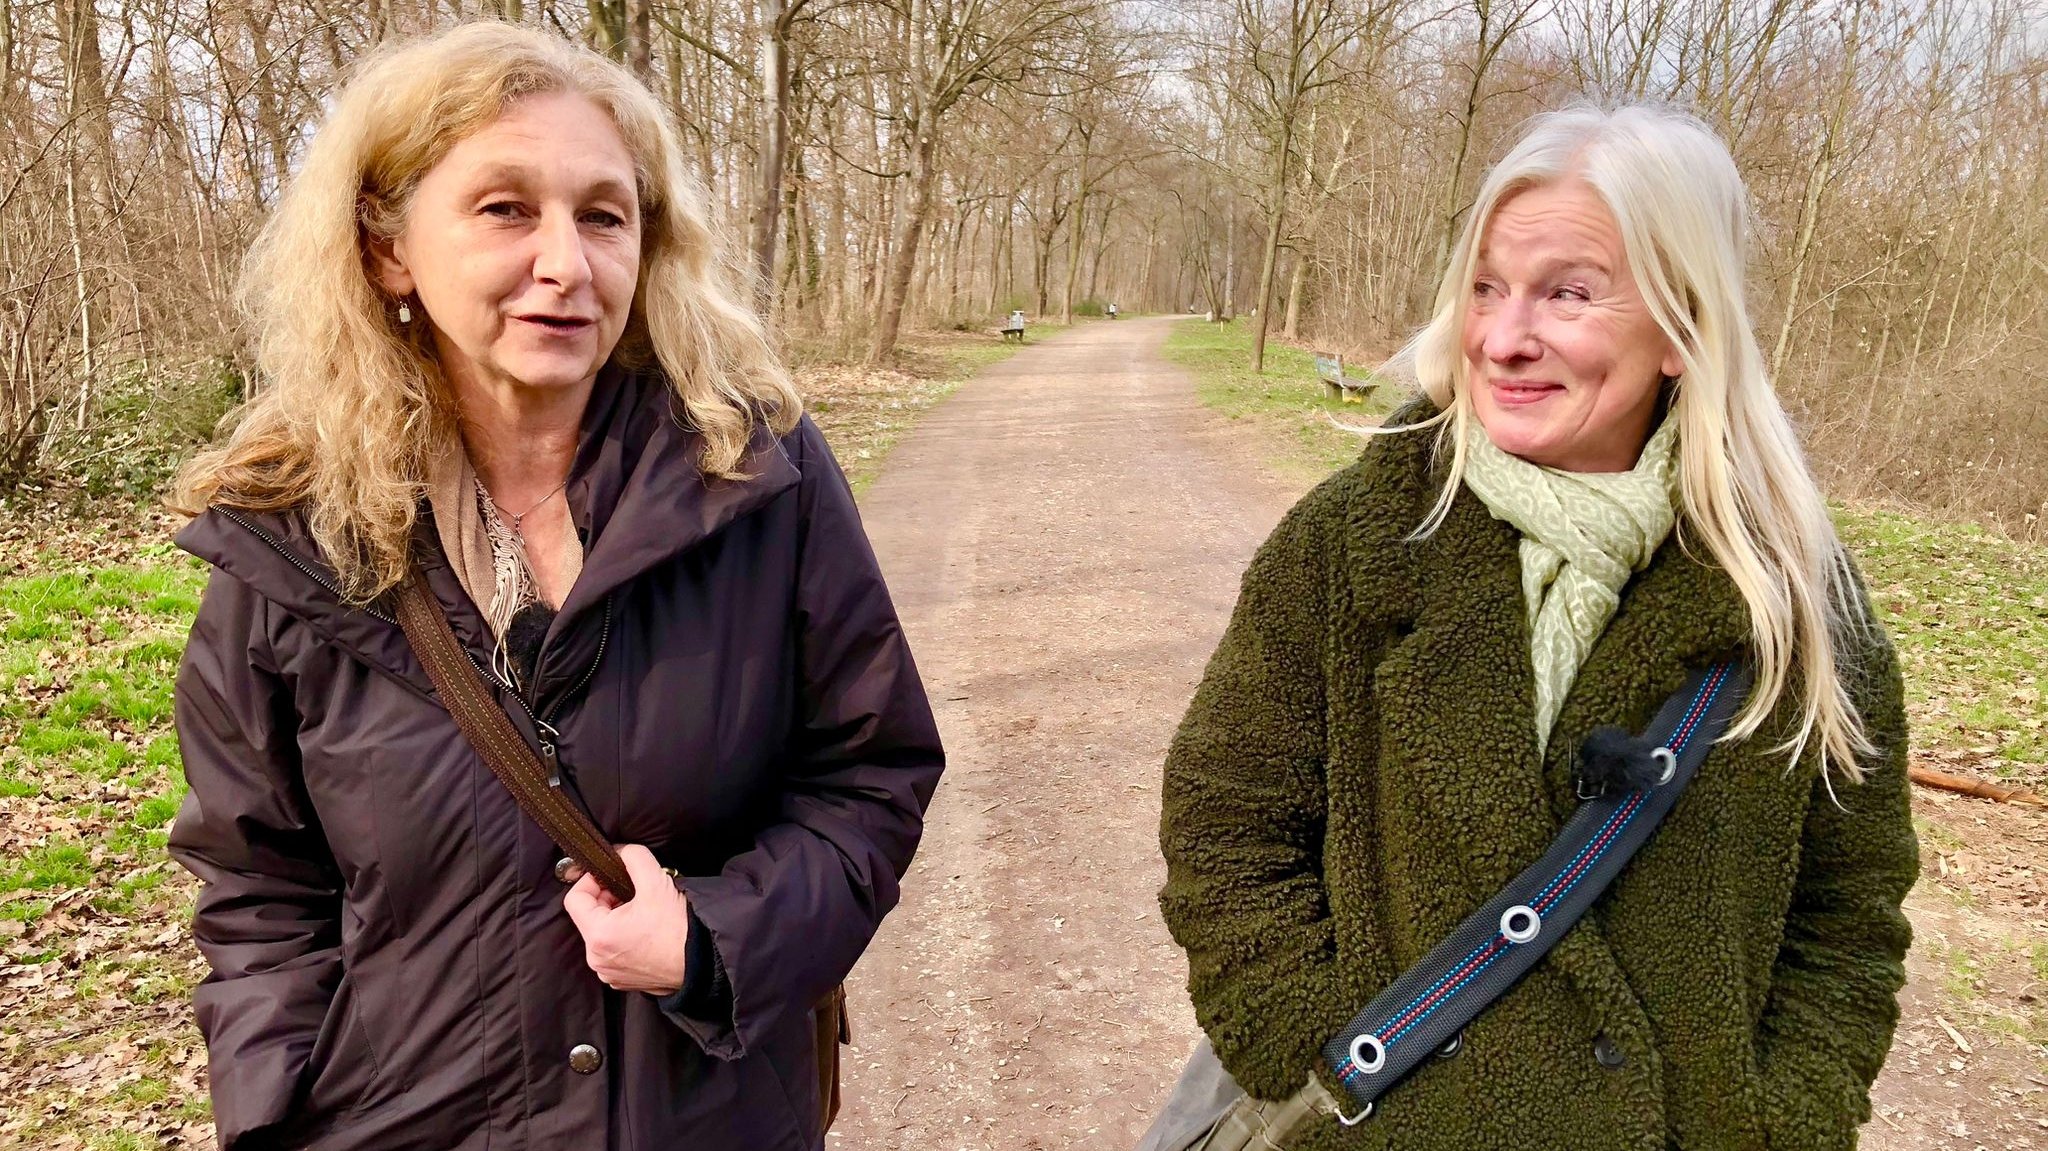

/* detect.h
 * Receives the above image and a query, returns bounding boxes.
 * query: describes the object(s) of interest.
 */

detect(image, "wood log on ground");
[1908,765,2046,807]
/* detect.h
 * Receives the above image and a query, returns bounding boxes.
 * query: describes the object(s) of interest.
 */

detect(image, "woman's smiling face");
[372,90,643,400]
[1461,178,1682,473]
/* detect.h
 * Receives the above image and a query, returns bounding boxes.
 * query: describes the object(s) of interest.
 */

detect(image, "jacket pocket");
[299,972,383,1121]
[755,1008,824,1150]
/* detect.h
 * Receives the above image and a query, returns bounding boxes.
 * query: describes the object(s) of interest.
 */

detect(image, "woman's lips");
[514,315,595,335]
[1489,380,1562,407]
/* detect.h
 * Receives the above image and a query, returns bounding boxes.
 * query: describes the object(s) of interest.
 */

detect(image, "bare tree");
[856,0,1099,363]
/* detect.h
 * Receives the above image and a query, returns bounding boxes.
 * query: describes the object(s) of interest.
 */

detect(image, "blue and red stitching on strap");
[1330,663,1735,1083]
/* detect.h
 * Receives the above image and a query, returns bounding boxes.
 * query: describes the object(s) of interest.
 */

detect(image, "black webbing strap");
[1319,660,1752,1117]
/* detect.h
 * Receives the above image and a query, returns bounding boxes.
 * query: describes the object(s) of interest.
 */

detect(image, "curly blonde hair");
[172,21,800,602]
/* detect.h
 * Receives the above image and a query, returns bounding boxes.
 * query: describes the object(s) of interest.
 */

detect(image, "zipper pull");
[537,719,563,788]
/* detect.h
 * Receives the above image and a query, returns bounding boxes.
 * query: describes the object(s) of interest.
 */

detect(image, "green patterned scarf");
[1461,414,1681,754]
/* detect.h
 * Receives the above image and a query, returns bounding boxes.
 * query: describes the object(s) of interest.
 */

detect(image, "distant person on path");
[166,23,942,1151]
[1149,105,1915,1151]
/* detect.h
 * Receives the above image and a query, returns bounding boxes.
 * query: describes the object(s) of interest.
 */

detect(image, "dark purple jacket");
[169,373,943,1151]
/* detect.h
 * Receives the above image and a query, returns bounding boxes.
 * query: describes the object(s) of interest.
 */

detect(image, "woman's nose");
[532,209,593,291]
[1481,296,1541,363]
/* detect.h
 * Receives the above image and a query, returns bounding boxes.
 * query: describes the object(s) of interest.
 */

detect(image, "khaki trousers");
[1136,1038,1346,1151]
[1186,1079,1342,1151]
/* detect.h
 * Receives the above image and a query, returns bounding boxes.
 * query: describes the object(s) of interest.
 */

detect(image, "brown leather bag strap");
[392,572,637,901]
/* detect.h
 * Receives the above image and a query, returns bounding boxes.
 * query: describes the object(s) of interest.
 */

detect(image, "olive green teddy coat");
[1159,403,1917,1151]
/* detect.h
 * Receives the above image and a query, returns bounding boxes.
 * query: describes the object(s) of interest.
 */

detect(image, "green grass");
[1164,317,2048,780]
[0,537,215,1141]
[0,842,95,891]
[1914,816,1968,853]
[0,560,201,645]
[1925,936,2048,1047]
[1837,506,2048,778]
[1,561,202,826]
[1160,318,1404,485]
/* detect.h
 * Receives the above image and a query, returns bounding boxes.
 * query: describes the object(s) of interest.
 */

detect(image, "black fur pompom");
[1574,725,1669,797]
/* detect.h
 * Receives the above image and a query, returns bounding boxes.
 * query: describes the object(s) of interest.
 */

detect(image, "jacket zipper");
[215,507,613,748]
[544,595,611,726]
[215,508,401,626]
[535,595,611,787]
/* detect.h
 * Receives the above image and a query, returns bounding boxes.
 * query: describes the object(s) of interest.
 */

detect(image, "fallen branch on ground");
[1909,765,2046,806]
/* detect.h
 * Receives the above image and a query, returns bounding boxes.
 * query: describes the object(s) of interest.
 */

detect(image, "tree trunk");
[750,0,790,315]
[1770,0,1863,381]
[56,0,105,431]
[1033,218,1057,316]
[244,8,290,202]
[628,0,651,78]
[65,156,93,430]
[824,139,848,326]
[868,128,939,364]
[1222,204,1236,320]
[1250,115,1294,372]
[1061,193,1086,323]
[947,205,971,315]
[1282,247,1306,338]
[1769,142,1831,381]
[1087,205,1112,301]
[986,199,1006,315]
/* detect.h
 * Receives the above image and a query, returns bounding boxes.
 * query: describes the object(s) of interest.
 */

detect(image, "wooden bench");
[1001,311,1027,342]
[1313,351,1377,404]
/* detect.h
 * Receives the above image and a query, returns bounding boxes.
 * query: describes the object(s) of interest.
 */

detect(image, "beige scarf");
[1461,413,1681,754]
[426,436,583,680]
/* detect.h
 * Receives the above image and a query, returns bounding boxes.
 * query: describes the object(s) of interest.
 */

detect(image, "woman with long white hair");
[168,22,942,1150]
[1148,105,1916,1151]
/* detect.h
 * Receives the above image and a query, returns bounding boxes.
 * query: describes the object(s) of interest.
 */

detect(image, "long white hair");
[1388,104,1875,781]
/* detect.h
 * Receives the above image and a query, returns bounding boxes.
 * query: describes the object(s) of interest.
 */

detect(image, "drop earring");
[397,300,413,324]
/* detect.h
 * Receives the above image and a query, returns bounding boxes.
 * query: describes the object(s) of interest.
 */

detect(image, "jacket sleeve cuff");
[1200,952,1345,1100]
[653,902,740,1057]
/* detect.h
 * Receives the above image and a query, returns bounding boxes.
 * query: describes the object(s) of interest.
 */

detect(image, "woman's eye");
[481,201,525,219]
[1553,286,1590,302]
[582,210,626,228]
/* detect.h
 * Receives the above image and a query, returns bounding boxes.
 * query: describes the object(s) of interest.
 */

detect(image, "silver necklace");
[488,476,569,533]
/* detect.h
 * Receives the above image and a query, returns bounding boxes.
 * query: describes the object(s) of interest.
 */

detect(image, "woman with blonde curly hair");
[168,22,942,1151]
[1149,105,1915,1151]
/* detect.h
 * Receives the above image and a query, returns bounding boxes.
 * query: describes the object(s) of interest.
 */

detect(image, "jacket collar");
[175,369,799,683]
[176,504,435,695]
[551,369,798,623]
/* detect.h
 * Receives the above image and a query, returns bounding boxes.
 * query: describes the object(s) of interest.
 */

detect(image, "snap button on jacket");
[169,374,944,1151]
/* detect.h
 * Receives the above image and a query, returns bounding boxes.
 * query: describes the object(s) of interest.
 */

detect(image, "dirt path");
[838,316,1296,1150]
[837,315,2044,1150]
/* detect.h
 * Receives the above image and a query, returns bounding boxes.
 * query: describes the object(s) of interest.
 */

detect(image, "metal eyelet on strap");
[1436,1031,1463,1059]
[1652,746,1677,785]
[1337,1099,1375,1126]
[1348,1033,1387,1075]
[1500,904,1541,944]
